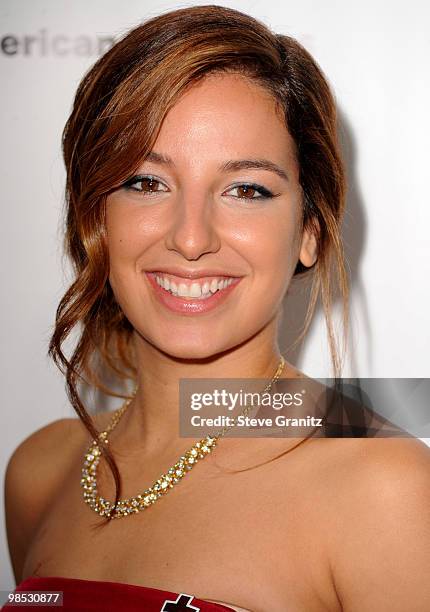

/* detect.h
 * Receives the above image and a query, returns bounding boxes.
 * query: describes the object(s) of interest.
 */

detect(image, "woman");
[4,5,430,611]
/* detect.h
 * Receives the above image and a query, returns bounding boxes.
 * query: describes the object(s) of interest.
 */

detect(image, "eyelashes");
[229,183,275,200]
[122,175,168,194]
[121,174,278,201]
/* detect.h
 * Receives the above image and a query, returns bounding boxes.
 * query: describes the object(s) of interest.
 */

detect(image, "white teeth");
[202,281,210,296]
[177,283,189,297]
[154,274,234,298]
[189,282,202,297]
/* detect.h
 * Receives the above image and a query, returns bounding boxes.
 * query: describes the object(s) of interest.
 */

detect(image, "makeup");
[145,271,242,315]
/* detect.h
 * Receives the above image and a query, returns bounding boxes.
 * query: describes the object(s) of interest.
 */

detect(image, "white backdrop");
[1,0,429,590]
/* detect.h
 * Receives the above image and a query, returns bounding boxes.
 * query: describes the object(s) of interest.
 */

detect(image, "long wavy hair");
[49,4,349,519]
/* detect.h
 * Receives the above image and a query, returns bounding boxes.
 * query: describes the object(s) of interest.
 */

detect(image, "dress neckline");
[18,575,252,612]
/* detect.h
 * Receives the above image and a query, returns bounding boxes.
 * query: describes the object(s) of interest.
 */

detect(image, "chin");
[169,346,218,360]
[136,327,239,361]
[163,336,228,360]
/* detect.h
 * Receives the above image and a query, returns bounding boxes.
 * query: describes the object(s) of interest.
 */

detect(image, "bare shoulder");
[325,436,430,499]
[5,410,114,503]
[323,437,430,611]
[4,411,113,582]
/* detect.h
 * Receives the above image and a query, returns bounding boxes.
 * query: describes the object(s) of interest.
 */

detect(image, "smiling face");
[106,72,317,359]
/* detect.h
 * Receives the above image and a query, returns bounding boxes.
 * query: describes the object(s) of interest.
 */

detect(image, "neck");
[113,325,291,455]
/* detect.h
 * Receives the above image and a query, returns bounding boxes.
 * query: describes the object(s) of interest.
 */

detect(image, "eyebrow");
[144,151,289,182]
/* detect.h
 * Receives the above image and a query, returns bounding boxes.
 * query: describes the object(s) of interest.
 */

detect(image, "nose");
[164,191,221,260]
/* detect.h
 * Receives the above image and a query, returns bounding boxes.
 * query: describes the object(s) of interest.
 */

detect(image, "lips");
[154,272,236,297]
[146,266,242,280]
[144,271,242,315]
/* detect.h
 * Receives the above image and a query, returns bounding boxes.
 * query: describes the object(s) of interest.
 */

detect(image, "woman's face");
[106,72,317,359]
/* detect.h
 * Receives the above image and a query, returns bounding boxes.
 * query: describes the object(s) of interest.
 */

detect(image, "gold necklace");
[81,355,285,519]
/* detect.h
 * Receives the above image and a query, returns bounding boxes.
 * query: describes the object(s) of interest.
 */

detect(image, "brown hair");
[49,4,349,519]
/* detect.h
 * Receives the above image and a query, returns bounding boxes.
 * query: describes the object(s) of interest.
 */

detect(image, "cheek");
[240,207,301,295]
[105,199,175,324]
[105,204,145,304]
[106,201,159,270]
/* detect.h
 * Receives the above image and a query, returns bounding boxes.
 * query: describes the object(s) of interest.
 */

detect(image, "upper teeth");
[155,275,234,297]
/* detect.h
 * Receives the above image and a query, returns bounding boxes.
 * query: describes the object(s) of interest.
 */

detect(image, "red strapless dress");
[2,576,236,611]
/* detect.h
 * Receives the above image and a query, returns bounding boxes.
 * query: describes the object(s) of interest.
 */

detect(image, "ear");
[298,224,318,267]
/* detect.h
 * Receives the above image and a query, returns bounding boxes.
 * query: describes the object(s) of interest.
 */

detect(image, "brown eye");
[139,178,160,191]
[137,177,161,192]
[226,183,274,200]
[123,175,168,195]
[236,185,257,198]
